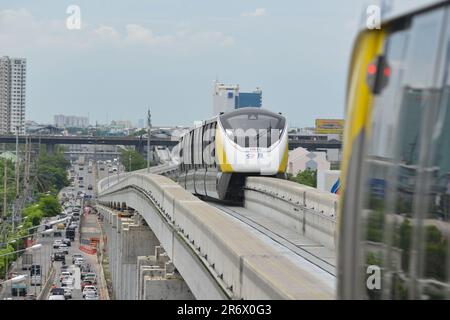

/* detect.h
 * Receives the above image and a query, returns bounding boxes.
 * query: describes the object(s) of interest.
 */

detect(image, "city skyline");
[0,0,369,128]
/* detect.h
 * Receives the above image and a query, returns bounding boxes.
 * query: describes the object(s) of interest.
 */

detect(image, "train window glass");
[419,12,450,299]
[360,8,446,300]
[220,110,285,148]
[211,122,216,167]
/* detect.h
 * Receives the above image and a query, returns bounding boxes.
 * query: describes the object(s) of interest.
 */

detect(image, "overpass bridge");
[0,135,341,153]
[96,166,337,299]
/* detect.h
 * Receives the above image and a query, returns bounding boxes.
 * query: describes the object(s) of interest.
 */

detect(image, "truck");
[22,252,33,270]
[78,156,85,166]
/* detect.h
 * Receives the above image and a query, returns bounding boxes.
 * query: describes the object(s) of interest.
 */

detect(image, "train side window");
[360,8,446,300]
[211,122,216,167]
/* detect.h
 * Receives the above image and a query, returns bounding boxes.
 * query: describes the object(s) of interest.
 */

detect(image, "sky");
[0,0,371,127]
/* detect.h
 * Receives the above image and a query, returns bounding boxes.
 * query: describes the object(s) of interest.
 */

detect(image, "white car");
[53,240,62,249]
[48,295,65,300]
[62,277,74,287]
[58,244,69,254]
[82,286,97,297]
[60,271,72,280]
[84,293,99,300]
[74,258,84,267]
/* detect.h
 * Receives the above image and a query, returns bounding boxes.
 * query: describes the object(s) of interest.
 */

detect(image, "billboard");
[315,119,344,134]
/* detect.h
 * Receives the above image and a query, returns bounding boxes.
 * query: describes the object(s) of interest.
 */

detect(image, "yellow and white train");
[177,108,288,202]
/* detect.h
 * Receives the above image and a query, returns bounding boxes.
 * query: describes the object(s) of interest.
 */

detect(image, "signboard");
[315,119,345,134]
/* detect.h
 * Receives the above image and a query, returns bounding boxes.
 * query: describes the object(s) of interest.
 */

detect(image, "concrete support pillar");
[120,222,159,300]
[137,246,195,300]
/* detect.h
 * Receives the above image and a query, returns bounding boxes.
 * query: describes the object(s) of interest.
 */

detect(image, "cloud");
[242,8,267,17]
[125,24,174,45]
[0,8,234,52]
[94,25,120,39]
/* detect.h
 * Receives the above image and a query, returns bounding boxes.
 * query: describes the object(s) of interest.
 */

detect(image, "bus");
[339,0,450,300]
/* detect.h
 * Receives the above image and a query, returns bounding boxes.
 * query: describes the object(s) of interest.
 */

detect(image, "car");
[72,254,83,264]
[74,258,84,267]
[88,184,93,190]
[53,231,62,237]
[53,252,66,262]
[62,239,71,247]
[60,271,72,280]
[61,277,74,287]
[84,292,99,300]
[64,288,72,299]
[81,272,96,281]
[48,295,65,300]
[50,287,65,296]
[82,286,97,298]
[81,280,94,290]
[80,264,91,273]
[79,184,84,188]
[84,276,97,284]
[53,240,62,249]
[58,244,69,254]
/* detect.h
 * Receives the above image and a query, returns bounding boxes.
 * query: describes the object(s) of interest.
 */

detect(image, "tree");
[120,149,146,172]
[290,168,317,187]
[38,194,61,217]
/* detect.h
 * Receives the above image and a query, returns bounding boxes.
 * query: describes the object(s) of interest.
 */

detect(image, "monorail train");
[177,108,288,202]
[339,0,450,300]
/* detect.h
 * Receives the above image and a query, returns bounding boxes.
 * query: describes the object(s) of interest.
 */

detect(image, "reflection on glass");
[360,8,449,300]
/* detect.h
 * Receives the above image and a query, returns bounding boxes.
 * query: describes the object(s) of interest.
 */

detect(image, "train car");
[338,0,450,300]
[177,108,288,202]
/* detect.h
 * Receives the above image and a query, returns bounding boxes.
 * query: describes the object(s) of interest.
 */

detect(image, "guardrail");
[245,177,338,250]
[97,163,178,194]
[98,173,334,299]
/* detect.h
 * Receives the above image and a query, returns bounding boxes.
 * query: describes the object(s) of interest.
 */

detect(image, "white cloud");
[94,25,120,39]
[0,8,235,52]
[242,8,267,17]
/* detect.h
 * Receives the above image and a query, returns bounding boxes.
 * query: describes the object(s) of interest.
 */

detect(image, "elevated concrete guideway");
[97,171,336,300]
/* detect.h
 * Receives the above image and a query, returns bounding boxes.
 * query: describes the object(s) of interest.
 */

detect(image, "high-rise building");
[212,81,262,115]
[0,56,27,134]
[54,114,89,128]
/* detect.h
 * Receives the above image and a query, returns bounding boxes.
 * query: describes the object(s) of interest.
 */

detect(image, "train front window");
[220,110,285,148]
[359,7,449,300]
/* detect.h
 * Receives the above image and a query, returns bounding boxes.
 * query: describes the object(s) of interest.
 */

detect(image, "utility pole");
[129,153,131,172]
[147,109,151,172]
[2,157,7,243]
[13,126,19,233]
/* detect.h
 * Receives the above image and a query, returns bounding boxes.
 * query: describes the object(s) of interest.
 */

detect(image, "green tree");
[120,149,146,172]
[38,194,61,217]
[290,168,317,187]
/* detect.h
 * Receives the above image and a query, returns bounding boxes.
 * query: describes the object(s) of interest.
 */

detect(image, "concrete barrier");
[244,177,338,250]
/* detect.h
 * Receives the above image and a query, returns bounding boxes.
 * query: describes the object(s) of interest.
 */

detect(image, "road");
[1,149,124,300]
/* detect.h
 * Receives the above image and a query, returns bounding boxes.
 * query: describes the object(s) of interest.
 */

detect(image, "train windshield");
[219,109,286,148]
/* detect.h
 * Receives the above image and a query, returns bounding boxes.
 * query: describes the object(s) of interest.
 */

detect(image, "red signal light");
[367,64,377,75]
[383,67,391,77]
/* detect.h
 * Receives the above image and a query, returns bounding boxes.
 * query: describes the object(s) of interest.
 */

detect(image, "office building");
[54,114,89,128]
[0,56,27,134]
[212,81,262,115]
